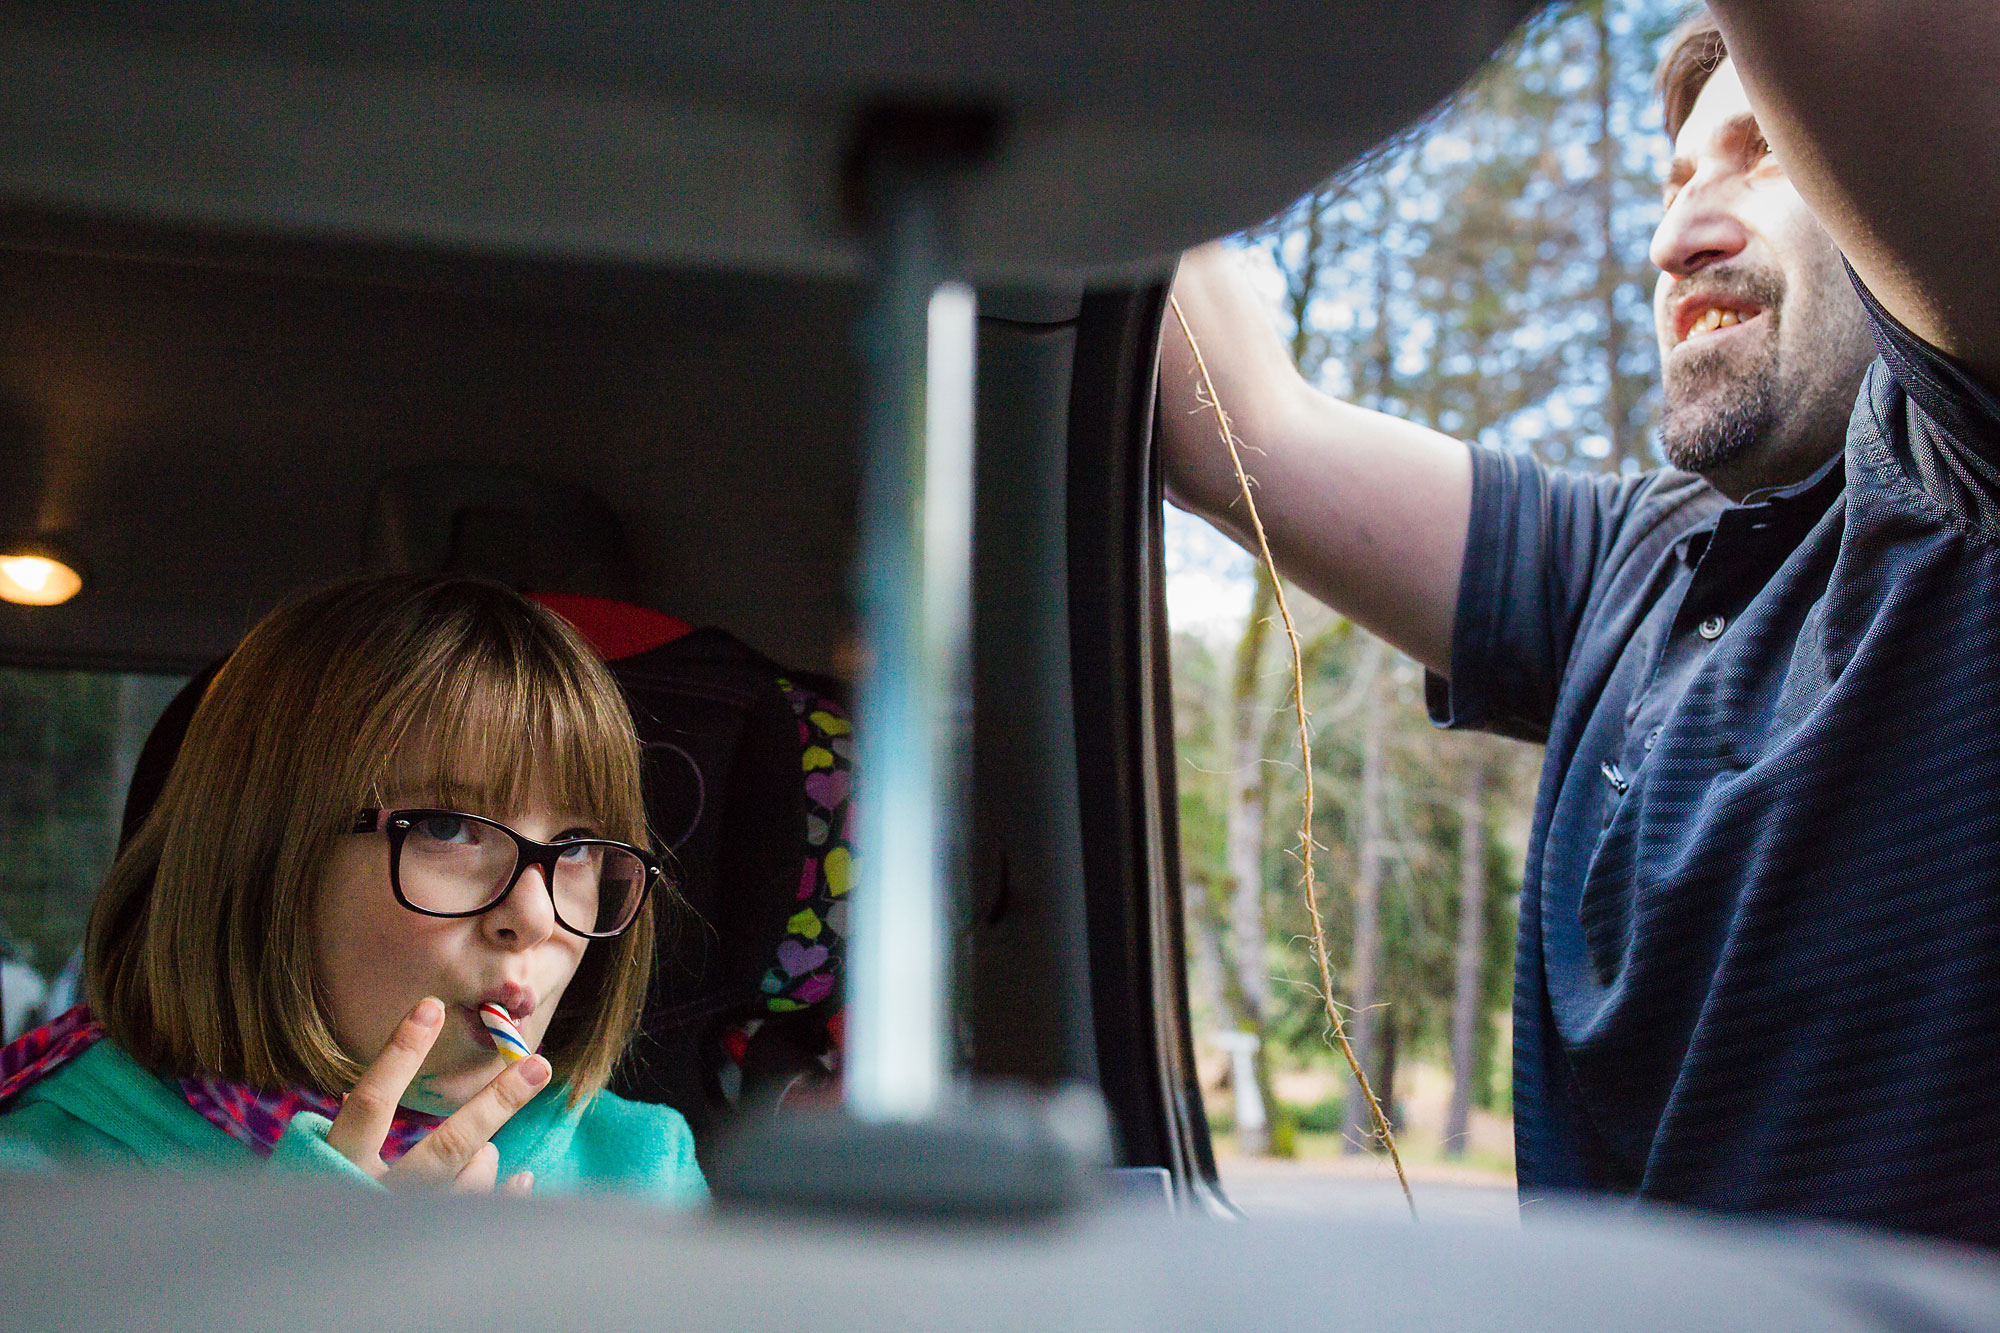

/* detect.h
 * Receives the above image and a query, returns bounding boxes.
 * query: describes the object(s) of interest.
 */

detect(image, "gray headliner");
[0,0,1541,666]
[0,1,1540,278]
[0,229,1111,671]
[0,241,874,671]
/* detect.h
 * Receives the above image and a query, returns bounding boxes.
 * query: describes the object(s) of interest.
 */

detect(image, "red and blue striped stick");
[478,1003,534,1063]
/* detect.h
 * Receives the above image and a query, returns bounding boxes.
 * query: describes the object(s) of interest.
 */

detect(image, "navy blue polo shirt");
[1430,287,2000,1247]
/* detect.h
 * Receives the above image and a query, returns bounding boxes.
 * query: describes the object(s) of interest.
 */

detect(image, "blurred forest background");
[0,671,183,983]
[1170,0,1686,1174]
[0,666,183,1038]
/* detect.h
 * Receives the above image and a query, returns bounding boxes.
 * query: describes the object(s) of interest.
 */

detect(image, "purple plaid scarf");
[1,1005,441,1162]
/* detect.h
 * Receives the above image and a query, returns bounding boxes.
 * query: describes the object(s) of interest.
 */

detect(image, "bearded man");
[1161,3,2000,1246]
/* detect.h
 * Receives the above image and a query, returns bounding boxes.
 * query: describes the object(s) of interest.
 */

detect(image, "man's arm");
[1159,245,1473,676]
[1708,2,2000,386]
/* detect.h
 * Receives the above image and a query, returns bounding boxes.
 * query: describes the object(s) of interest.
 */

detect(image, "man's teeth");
[1687,307,1747,338]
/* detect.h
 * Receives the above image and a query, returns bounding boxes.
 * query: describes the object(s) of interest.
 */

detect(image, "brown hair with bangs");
[87,574,656,1105]
[1658,10,1728,142]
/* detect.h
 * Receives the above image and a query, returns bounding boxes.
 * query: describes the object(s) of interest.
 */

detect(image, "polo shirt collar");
[1678,450,1845,569]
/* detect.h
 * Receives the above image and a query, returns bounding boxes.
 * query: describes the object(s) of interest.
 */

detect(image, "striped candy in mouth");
[477,1002,534,1062]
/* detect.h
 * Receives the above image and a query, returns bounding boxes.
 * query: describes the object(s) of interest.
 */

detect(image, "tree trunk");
[1367,179,1397,411]
[1375,1011,1400,1133]
[1593,0,1631,473]
[1285,186,1332,372]
[1340,188,1397,1156]
[1339,639,1388,1153]
[1445,750,1489,1157]
[1185,887,1229,1033]
[1223,570,1278,1154]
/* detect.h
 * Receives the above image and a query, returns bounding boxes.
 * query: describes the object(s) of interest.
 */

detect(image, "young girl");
[0,575,705,1203]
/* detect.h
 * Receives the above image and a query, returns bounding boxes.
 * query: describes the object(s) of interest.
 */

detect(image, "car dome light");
[0,551,83,606]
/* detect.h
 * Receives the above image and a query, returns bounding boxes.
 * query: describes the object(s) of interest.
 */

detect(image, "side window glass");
[1168,511,1530,1218]
[1167,0,1679,1216]
[0,669,188,1039]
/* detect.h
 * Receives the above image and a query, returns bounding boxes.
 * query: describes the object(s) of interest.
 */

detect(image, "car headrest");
[118,660,223,852]
[370,463,643,603]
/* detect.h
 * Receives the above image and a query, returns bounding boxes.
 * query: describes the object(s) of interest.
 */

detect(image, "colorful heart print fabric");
[759,679,852,1012]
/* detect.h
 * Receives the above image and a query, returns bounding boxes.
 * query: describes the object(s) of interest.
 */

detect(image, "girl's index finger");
[323,997,445,1166]
[388,1054,550,1185]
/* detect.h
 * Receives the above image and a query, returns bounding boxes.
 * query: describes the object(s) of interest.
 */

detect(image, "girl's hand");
[323,996,547,1195]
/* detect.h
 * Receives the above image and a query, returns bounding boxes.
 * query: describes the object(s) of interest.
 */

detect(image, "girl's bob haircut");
[87,574,656,1104]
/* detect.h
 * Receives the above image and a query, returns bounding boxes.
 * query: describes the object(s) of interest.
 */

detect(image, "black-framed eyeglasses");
[349,808,659,939]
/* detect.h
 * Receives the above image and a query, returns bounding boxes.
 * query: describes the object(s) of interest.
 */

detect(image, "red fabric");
[527,592,693,661]
[2,1005,440,1161]
[179,1073,440,1162]
[0,1005,103,1107]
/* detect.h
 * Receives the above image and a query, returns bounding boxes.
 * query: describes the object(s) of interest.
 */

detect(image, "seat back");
[582,614,849,1135]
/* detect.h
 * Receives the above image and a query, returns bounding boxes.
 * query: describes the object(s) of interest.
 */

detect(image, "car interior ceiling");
[2,1,1542,279]
[0,226,871,675]
[0,0,1545,1207]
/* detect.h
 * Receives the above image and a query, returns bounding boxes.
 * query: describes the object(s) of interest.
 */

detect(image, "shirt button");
[1697,614,1726,640]
[1644,726,1662,751]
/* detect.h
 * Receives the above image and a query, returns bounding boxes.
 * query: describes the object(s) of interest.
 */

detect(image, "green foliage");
[1171,632,1231,902]
[1288,1094,1346,1136]
[0,669,186,977]
[0,669,117,976]
[1266,1110,1299,1159]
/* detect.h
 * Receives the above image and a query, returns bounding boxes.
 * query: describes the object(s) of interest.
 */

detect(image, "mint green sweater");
[0,1041,706,1206]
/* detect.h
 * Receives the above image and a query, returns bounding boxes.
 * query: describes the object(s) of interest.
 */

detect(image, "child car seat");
[530,593,852,1143]
[116,590,852,1155]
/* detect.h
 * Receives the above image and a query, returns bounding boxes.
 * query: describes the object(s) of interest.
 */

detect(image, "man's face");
[1650,60,1874,498]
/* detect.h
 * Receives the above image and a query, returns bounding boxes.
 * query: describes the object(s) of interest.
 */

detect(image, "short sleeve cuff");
[1427,441,1513,733]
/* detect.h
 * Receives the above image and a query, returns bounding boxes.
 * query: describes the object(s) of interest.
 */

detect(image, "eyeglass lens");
[396,812,646,936]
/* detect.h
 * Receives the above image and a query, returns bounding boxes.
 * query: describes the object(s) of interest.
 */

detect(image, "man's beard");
[1659,333,1779,475]
[1658,261,1788,477]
